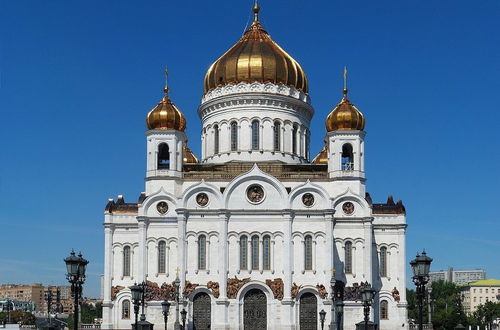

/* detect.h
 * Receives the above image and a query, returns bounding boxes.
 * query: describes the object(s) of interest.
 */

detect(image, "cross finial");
[343,66,348,96]
[253,0,260,22]
[163,67,169,95]
[175,267,180,277]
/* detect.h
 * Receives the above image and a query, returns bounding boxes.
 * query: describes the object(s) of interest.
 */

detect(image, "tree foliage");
[67,302,103,329]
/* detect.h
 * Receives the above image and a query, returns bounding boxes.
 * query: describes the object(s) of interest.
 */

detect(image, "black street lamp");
[330,272,345,330]
[319,309,326,330]
[161,300,171,330]
[64,250,88,330]
[361,281,376,330]
[410,250,432,330]
[180,308,187,330]
[130,283,143,330]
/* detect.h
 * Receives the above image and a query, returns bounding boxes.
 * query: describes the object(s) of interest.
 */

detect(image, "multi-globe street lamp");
[64,250,88,330]
[361,281,376,330]
[410,250,433,330]
[161,300,171,330]
[329,271,345,330]
[130,283,143,330]
[319,309,326,330]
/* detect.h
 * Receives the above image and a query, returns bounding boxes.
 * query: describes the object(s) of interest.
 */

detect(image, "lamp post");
[161,300,171,330]
[410,250,432,330]
[64,250,88,330]
[46,287,53,326]
[174,275,181,330]
[361,281,376,330]
[130,283,143,330]
[180,309,187,330]
[319,309,326,330]
[329,271,345,330]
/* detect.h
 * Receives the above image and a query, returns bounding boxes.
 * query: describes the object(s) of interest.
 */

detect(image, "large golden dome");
[203,4,308,94]
[326,89,365,131]
[312,145,328,164]
[183,144,199,163]
[146,87,186,131]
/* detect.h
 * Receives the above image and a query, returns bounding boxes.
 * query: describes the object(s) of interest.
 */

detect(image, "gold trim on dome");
[183,144,199,163]
[312,145,328,164]
[203,4,308,94]
[325,88,365,132]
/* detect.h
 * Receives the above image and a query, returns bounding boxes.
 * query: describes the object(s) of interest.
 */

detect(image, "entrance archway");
[299,292,317,330]
[193,292,211,329]
[243,288,267,330]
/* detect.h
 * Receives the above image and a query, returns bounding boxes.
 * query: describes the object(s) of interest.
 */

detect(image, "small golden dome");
[183,144,199,163]
[326,89,365,131]
[203,4,308,94]
[312,145,328,164]
[146,88,186,131]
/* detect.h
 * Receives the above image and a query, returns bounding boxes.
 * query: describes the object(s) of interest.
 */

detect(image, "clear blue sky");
[1,0,499,298]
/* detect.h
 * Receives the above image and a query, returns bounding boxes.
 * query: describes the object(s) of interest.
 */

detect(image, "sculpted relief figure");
[316,284,328,299]
[227,276,251,299]
[207,281,220,298]
[291,282,302,299]
[266,278,284,300]
[183,281,199,297]
[111,285,124,300]
[392,287,401,302]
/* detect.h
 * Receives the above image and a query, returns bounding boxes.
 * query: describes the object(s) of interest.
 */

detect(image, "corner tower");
[198,3,314,163]
[325,86,366,181]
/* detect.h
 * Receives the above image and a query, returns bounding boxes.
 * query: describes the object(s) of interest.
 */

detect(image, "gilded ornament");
[325,89,365,132]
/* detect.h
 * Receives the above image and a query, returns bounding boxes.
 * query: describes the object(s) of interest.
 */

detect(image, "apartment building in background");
[429,267,486,285]
[461,279,500,313]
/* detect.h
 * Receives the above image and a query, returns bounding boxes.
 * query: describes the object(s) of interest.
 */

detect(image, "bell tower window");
[231,121,238,151]
[341,143,354,171]
[251,120,259,150]
[214,124,219,154]
[158,143,170,170]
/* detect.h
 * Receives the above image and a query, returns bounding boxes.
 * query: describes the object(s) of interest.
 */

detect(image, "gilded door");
[299,292,317,330]
[193,292,211,329]
[243,289,267,330]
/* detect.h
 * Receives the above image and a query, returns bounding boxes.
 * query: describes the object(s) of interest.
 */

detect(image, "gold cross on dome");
[175,267,180,277]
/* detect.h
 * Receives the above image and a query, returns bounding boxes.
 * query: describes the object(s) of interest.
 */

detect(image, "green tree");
[470,301,500,329]
[67,302,103,329]
[429,280,467,330]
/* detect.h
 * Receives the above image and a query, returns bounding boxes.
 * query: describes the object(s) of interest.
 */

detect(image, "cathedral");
[101,3,408,330]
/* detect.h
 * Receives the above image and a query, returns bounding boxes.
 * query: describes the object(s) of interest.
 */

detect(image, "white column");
[325,212,334,292]
[207,238,211,274]
[102,223,113,329]
[272,239,276,274]
[214,212,229,329]
[364,218,374,321]
[281,211,294,329]
[312,239,317,273]
[137,220,148,281]
[178,213,187,294]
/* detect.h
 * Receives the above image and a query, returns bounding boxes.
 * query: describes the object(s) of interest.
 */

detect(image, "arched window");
[380,247,387,277]
[198,235,207,270]
[273,121,281,151]
[240,235,248,270]
[251,235,259,270]
[305,130,310,159]
[230,121,238,151]
[158,241,166,274]
[341,144,354,171]
[123,246,131,277]
[214,125,219,154]
[304,235,313,270]
[158,143,170,170]
[122,300,130,319]
[263,235,271,270]
[344,241,352,274]
[380,300,389,319]
[292,124,298,155]
[251,120,259,150]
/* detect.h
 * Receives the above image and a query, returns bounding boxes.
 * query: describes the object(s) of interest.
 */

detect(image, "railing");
[80,324,101,329]
[409,324,433,330]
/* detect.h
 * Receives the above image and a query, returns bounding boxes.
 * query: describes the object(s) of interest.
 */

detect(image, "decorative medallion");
[302,193,315,207]
[342,202,355,215]
[196,193,209,207]
[246,184,265,204]
[156,201,168,214]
